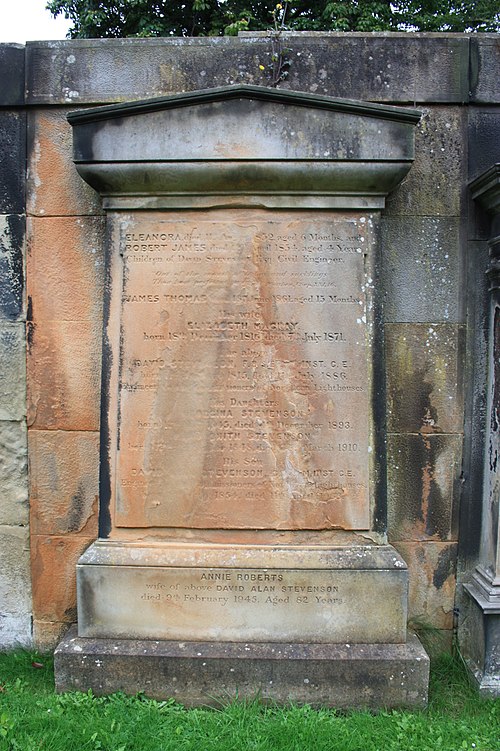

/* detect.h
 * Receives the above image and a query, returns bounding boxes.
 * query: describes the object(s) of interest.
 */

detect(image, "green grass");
[0,651,498,751]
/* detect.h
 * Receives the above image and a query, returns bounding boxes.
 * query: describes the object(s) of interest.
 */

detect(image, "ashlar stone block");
[380,217,462,324]
[0,112,26,215]
[27,110,103,217]
[393,541,458,631]
[387,433,461,542]
[471,36,500,104]
[56,627,430,709]
[0,525,32,648]
[0,321,26,420]
[29,430,99,536]
[31,534,94,624]
[27,216,104,322]
[25,35,469,106]
[27,319,101,430]
[0,214,25,322]
[385,107,465,218]
[386,323,465,434]
[0,420,28,526]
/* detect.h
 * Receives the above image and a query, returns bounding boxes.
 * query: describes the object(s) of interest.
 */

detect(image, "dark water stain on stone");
[433,546,456,589]
[67,480,92,533]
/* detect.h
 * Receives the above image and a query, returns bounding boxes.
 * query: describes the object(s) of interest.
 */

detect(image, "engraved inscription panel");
[79,565,406,643]
[115,211,374,530]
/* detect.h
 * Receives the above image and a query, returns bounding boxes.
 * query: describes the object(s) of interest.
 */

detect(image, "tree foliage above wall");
[47,0,500,37]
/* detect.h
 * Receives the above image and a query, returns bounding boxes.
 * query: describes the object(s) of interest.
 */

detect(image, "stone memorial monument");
[55,85,429,707]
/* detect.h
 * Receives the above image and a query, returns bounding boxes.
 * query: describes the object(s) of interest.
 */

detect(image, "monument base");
[55,627,429,709]
[459,570,500,697]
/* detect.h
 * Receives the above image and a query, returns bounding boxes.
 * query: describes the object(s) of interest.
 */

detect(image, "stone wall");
[0,33,499,651]
[0,45,30,647]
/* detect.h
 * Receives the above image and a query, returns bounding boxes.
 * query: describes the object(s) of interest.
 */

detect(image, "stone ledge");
[55,627,429,709]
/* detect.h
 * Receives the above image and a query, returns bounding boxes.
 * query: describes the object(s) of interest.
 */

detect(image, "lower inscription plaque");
[78,547,407,643]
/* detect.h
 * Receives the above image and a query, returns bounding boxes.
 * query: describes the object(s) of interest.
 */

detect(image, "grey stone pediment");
[69,84,420,209]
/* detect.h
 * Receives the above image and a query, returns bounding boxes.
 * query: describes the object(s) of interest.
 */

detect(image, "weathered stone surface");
[27,319,101,430]
[0,322,26,420]
[29,430,99,536]
[31,535,94,623]
[25,35,469,106]
[470,36,500,104]
[33,619,70,653]
[55,627,429,708]
[78,542,408,643]
[459,240,490,570]
[69,86,419,211]
[0,525,32,648]
[0,112,26,215]
[0,44,25,106]
[387,433,461,542]
[106,211,376,532]
[386,323,465,434]
[393,541,457,630]
[27,110,103,217]
[459,589,500,697]
[468,109,500,182]
[0,214,25,321]
[386,106,465,218]
[380,217,462,324]
[0,420,28,525]
[27,216,104,322]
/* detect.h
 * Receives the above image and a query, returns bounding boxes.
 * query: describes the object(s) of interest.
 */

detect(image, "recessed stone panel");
[0,45,25,106]
[109,211,375,532]
[468,109,500,182]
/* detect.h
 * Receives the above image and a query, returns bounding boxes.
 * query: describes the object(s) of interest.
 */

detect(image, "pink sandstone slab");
[105,210,376,533]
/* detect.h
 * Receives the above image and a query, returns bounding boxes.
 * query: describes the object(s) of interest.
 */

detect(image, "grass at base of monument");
[0,651,498,751]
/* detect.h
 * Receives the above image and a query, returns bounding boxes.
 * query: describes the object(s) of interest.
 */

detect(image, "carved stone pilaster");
[461,165,500,696]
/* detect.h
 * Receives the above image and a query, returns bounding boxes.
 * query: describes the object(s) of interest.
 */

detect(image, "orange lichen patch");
[392,541,457,630]
[27,216,105,323]
[29,430,99,537]
[27,109,103,218]
[27,319,101,430]
[31,535,94,623]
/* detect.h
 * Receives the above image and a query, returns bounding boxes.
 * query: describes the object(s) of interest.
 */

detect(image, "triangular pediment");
[68,84,420,210]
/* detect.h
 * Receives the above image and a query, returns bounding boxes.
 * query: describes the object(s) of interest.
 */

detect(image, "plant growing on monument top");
[256,3,292,86]
[47,0,500,37]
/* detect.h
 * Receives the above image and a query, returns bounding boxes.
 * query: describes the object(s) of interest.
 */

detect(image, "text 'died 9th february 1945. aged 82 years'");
[114,213,375,532]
